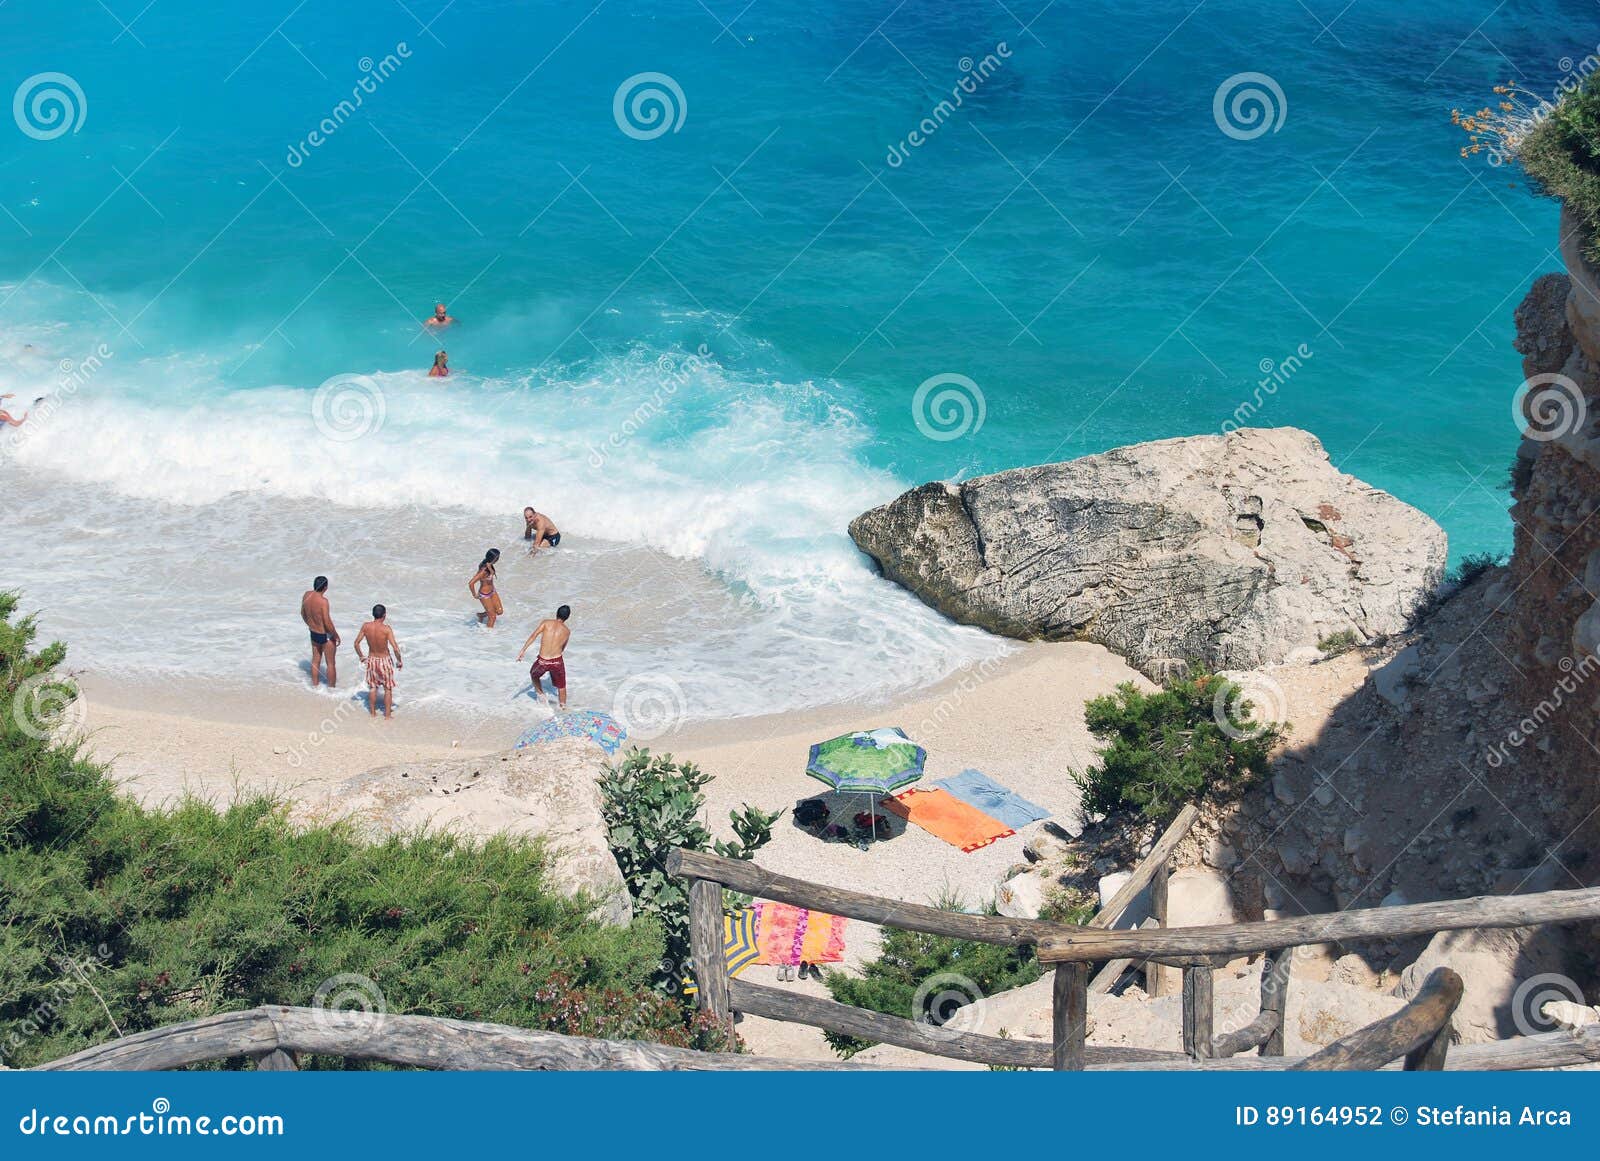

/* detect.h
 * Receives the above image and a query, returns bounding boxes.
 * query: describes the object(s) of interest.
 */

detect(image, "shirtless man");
[424,302,456,328]
[517,604,571,709]
[353,604,404,719]
[299,576,340,688]
[523,507,561,553]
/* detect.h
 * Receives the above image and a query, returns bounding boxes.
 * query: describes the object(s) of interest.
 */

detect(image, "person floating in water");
[428,350,450,378]
[0,394,28,427]
[523,506,561,553]
[470,548,503,628]
[424,302,456,328]
[517,604,571,709]
[354,604,403,719]
[299,575,341,688]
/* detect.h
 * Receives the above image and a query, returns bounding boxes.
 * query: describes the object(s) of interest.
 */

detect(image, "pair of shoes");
[777,964,795,982]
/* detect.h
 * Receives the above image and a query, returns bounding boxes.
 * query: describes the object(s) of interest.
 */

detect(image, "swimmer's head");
[434,303,447,317]
[313,576,328,593]
[524,507,536,519]
[373,604,387,620]
[556,604,570,621]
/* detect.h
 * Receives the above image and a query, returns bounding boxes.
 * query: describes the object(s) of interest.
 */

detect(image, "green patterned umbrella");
[805,727,926,795]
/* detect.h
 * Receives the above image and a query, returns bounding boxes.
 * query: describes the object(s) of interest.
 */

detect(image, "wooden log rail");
[670,844,1600,1072]
[36,1007,906,1072]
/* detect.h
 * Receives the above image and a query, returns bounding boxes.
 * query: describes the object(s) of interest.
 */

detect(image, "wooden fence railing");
[669,834,1600,1071]
[34,1007,900,1072]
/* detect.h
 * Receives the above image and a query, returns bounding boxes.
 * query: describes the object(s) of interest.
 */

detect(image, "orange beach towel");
[882,787,1014,853]
[753,902,847,966]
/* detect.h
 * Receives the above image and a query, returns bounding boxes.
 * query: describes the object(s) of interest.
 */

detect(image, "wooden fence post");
[1259,947,1293,1057]
[687,878,733,1035]
[1404,1020,1453,1071]
[1182,965,1214,1059]
[1147,862,1172,997]
[1051,963,1089,1070]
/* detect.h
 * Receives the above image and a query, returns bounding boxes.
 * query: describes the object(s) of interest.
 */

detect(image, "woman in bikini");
[469,548,503,628]
[428,350,450,378]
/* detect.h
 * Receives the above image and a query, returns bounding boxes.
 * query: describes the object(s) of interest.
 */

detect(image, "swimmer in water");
[523,507,561,554]
[428,350,450,378]
[0,394,28,427]
[424,302,456,328]
[470,548,503,628]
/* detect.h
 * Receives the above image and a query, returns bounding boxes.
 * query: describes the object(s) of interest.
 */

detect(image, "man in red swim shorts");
[517,604,571,709]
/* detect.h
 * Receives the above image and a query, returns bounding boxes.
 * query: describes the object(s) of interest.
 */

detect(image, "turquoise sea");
[0,0,1591,722]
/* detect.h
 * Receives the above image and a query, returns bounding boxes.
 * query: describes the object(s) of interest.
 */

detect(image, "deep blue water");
[0,0,1592,717]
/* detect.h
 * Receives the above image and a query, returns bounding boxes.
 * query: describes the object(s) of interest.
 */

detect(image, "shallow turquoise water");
[0,1,1590,717]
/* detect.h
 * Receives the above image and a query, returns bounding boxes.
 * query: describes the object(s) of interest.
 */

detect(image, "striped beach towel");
[753,902,847,966]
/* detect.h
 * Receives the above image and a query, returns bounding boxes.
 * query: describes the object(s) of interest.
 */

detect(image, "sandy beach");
[79,641,1150,910]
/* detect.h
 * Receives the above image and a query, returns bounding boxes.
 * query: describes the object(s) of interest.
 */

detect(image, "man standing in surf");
[299,576,340,688]
[354,605,403,719]
[517,605,571,709]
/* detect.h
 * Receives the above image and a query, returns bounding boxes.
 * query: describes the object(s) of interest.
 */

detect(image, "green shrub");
[598,748,780,983]
[1316,630,1361,657]
[1039,884,1097,924]
[1449,552,1507,588]
[0,593,731,1067]
[821,896,1040,1057]
[1072,667,1285,823]
[1457,75,1600,262]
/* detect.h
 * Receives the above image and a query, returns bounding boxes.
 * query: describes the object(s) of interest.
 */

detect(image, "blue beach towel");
[931,768,1050,830]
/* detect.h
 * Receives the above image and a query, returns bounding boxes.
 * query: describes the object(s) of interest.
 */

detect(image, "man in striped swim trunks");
[354,604,404,719]
[517,604,571,709]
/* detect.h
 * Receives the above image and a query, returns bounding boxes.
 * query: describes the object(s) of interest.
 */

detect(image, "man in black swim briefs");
[300,576,341,688]
[523,506,561,553]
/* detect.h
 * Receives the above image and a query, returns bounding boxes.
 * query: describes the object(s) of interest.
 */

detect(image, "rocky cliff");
[849,427,1446,678]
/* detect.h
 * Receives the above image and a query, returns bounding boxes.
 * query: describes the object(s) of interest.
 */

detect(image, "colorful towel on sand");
[930,768,1050,830]
[753,902,847,966]
[882,787,1015,853]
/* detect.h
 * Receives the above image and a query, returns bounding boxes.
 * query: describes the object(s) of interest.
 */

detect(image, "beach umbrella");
[684,907,760,996]
[805,726,926,795]
[515,709,628,756]
[805,727,926,846]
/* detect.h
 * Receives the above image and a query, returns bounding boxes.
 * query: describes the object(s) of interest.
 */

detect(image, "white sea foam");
[2,332,1009,725]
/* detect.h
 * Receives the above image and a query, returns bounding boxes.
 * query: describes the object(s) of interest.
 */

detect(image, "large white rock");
[331,738,632,925]
[849,427,1446,678]
[1395,924,1574,1043]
